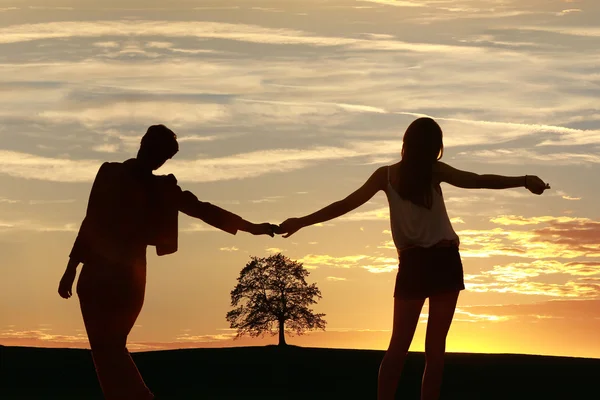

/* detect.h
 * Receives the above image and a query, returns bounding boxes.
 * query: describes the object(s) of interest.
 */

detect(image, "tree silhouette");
[226,253,326,346]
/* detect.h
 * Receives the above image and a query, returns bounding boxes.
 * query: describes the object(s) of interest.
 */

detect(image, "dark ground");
[1,344,598,399]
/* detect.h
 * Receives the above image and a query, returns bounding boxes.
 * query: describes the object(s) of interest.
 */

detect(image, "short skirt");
[394,244,465,300]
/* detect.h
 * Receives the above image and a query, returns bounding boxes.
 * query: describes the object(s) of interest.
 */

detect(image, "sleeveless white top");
[384,166,459,252]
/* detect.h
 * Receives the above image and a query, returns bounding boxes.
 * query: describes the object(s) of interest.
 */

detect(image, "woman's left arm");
[279,167,387,238]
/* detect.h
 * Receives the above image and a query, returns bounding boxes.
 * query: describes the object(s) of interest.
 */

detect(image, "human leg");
[377,296,425,400]
[77,262,153,400]
[421,290,459,400]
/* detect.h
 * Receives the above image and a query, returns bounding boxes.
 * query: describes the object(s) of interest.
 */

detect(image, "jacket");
[69,159,243,265]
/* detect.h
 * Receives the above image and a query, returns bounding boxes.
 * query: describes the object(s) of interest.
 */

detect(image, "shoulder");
[432,161,451,179]
[365,165,392,190]
[96,161,121,177]
[372,165,390,180]
[153,173,181,195]
[99,161,118,168]
[381,162,400,183]
[154,173,178,185]
[433,161,450,171]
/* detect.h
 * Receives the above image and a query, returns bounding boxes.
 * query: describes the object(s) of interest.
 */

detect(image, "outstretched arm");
[178,190,275,237]
[435,162,549,194]
[278,167,387,238]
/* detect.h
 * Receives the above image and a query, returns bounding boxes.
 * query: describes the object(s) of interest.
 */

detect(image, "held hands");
[249,222,279,237]
[276,217,304,238]
[248,220,305,238]
[58,267,76,299]
[525,175,550,195]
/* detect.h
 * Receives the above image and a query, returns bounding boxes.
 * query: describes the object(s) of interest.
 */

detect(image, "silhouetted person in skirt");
[58,125,275,400]
[277,117,550,400]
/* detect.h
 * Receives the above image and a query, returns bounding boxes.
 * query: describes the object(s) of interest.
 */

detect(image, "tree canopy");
[226,253,326,346]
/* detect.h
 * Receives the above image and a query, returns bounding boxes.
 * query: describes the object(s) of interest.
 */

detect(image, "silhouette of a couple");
[58,119,550,400]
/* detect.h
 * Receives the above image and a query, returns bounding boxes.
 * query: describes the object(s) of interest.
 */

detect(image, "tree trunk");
[278,319,287,346]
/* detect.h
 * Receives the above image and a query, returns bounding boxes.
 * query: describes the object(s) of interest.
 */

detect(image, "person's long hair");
[395,117,444,209]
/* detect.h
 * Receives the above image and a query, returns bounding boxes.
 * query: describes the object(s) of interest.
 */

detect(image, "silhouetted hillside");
[1,344,598,399]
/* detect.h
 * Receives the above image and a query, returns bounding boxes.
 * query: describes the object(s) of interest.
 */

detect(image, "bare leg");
[378,297,425,400]
[421,291,460,400]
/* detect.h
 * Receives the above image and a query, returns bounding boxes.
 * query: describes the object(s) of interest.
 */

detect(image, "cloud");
[297,253,397,273]
[490,215,590,226]
[250,196,284,204]
[219,246,239,252]
[467,280,600,298]
[181,223,222,233]
[557,9,582,15]
[341,205,464,224]
[456,149,600,165]
[93,41,120,48]
[356,0,424,7]
[92,143,120,153]
[175,332,237,342]
[452,308,513,323]
[0,219,78,233]
[340,207,390,221]
[482,260,600,282]
[326,276,347,281]
[392,112,600,148]
[0,150,101,183]
[265,247,284,254]
[452,216,600,259]
[0,19,496,55]
[0,197,20,204]
[38,102,228,129]
[298,254,370,269]
[0,328,87,346]
[28,6,74,11]
[0,139,403,183]
[516,25,600,38]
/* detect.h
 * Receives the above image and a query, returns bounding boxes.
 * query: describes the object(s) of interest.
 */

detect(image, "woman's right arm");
[435,161,549,194]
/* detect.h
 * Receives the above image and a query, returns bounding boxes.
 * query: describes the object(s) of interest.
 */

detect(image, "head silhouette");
[401,117,443,164]
[137,125,179,170]
[396,117,444,208]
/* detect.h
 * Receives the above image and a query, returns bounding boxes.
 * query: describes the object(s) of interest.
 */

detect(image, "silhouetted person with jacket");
[57,125,275,400]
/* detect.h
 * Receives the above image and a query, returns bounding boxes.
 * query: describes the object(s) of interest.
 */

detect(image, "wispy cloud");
[0,139,403,183]
[219,246,239,252]
[482,260,600,282]
[0,20,482,55]
[0,328,87,347]
[326,276,347,281]
[298,253,397,273]
[456,149,600,165]
[452,308,513,323]
[356,0,424,7]
[175,332,237,342]
[0,219,78,233]
[467,280,600,298]
[490,215,591,226]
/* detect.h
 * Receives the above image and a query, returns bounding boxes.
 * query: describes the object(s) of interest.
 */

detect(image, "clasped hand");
[248,219,303,238]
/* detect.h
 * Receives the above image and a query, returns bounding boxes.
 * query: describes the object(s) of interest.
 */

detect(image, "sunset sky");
[1,0,599,358]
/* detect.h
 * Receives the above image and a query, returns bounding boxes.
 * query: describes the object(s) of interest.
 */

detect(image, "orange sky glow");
[1,0,599,359]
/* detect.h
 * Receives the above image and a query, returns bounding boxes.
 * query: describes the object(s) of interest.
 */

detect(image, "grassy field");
[1,344,599,399]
